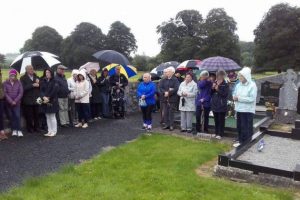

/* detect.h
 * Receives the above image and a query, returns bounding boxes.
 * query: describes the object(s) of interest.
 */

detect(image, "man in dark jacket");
[159,67,179,131]
[20,65,40,133]
[109,66,128,89]
[55,65,70,127]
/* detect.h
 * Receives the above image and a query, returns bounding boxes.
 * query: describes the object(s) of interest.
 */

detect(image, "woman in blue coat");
[137,73,156,131]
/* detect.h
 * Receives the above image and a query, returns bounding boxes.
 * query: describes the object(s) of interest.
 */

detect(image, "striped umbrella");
[10,51,61,74]
[199,56,241,72]
[104,63,137,78]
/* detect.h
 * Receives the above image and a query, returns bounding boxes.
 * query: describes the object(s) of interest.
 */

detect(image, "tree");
[20,26,63,55]
[60,22,106,68]
[157,10,203,61]
[106,21,137,57]
[132,54,150,71]
[0,54,5,66]
[254,3,300,71]
[201,8,241,63]
[240,41,255,66]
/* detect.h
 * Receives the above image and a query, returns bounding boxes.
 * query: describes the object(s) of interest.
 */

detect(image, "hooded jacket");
[74,71,90,104]
[233,67,257,114]
[196,79,212,108]
[67,69,79,99]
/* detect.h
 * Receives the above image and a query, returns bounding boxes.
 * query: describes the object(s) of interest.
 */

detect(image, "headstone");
[275,69,299,124]
[261,81,281,106]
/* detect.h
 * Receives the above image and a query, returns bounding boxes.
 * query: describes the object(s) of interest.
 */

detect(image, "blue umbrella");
[199,56,241,72]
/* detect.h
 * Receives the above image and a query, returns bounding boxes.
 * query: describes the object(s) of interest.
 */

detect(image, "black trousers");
[141,105,154,125]
[91,103,101,118]
[196,106,210,132]
[213,112,226,137]
[237,112,254,144]
[163,102,177,127]
[22,104,40,131]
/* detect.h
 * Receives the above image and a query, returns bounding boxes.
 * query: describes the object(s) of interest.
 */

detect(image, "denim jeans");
[7,104,21,131]
[101,92,110,117]
[76,103,90,123]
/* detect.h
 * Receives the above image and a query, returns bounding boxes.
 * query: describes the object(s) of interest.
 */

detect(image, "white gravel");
[237,135,300,171]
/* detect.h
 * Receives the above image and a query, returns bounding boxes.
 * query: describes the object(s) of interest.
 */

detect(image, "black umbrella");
[93,50,130,66]
[156,61,179,72]
[10,51,61,74]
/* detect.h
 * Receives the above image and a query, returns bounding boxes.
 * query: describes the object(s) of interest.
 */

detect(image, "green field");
[0,134,293,200]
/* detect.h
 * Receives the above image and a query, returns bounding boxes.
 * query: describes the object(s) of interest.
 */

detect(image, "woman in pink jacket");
[3,69,23,137]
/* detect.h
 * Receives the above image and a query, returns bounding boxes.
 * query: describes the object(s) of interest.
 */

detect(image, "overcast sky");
[1,0,299,56]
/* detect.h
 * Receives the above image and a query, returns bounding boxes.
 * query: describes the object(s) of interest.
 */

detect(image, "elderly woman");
[211,69,229,139]
[159,67,179,131]
[196,70,212,135]
[137,73,156,131]
[3,69,23,137]
[177,73,198,133]
[232,67,257,147]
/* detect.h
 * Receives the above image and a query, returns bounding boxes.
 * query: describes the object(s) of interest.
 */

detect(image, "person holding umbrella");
[55,65,70,127]
[159,67,179,131]
[211,69,229,139]
[40,68,59,137]
[196,70,212,135]
[137,73,156,131]
[3,69,24,137]
[109,66,128,89]
[20,65,41,133]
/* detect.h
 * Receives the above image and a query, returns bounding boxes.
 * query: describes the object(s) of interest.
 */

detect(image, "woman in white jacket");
[177,73,198,133]
[67,69,79,125]
[74,70,90,128]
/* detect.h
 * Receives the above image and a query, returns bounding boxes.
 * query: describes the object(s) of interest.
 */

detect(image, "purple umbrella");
[198,56,241,72]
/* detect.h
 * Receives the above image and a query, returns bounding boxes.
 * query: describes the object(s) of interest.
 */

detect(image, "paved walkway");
[0,113,159,192]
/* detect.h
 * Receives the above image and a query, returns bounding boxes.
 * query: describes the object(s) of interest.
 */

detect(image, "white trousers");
[46,113,57,134]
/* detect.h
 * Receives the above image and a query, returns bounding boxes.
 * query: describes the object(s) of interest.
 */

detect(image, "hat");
[57,65,68,70]
[200,70,209,77]
[9,69,18,76]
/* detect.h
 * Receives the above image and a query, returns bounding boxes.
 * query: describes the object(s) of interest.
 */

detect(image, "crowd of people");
[0,64,128,139]
[137,66,257,147]
[0,64,257,148]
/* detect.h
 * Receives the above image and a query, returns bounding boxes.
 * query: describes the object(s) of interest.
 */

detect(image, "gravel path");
[0,113,159,192]
[238,135,300,171]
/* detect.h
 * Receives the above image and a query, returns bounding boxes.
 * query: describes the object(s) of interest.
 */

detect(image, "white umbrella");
[79,62,100,73]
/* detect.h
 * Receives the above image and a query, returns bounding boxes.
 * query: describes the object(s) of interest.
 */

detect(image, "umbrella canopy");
[93,50,130,66]
[10,51,61,74]
[177,60,201,70]
[150,67,158,74]
[198,56,241,72]
[156,61,179,72]
[79,62,100,73]
[104,63,137,78]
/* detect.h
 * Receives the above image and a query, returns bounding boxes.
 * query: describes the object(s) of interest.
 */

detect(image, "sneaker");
[187,129,193,133]
[75,123,82,128]
[180,129,187,132]
[196,132,202,137]
[48,132,56,137]
[94,117,98,120]
[233,142,241,148]
[169,126,174,131]
[12,130,18,136]
[211,134,216,138]
[97,117,102,120]
[17,131,23,137]
[215,135,222,140]
[82,123,88,128]
[44,132,51,136]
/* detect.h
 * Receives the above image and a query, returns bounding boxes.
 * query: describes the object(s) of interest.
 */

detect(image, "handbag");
[139,98,147,107]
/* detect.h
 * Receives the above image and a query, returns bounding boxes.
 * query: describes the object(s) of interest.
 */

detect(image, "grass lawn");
[0,134,293,200]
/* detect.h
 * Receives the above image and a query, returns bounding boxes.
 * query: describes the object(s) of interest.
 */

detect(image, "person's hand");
[182,92,187,97]
[12,101,16,106]
[233,96,238,101]
[200,98,204,103]
[36,79,39,84]
[43,97,49,103]
[119,84,123,87]
[141,95,146,100]
[164,91,169,97]
[33,83,39,87]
